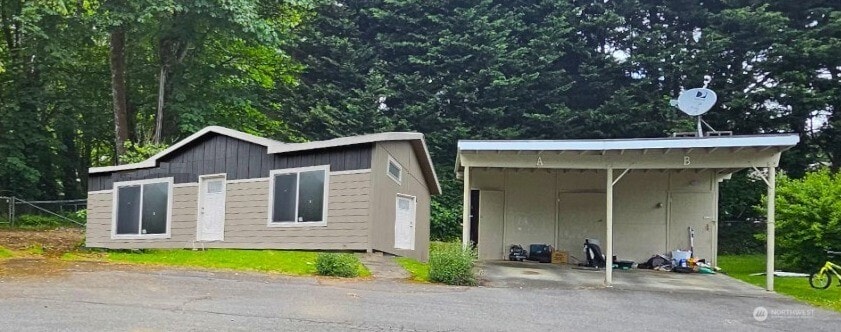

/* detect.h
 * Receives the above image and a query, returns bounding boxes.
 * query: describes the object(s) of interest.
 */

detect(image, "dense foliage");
[277,1,841,239]
[6,214,78,229]
[428,241,477,286]
[717,220,766,255]
[760,170,841,272]
[717,172,767,254]
[0,0,309,199]
[1,1,840,242]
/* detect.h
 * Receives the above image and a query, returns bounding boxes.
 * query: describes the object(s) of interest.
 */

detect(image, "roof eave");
[456,134,800,152]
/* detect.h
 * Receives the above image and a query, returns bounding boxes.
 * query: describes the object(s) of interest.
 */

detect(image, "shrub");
[16,214,63,228]
[428,241,476,286]
[758,170,841,272]
[9,213,84,229]
[315,253,361,277]
[431,197,462,241]
[74,209,87,220]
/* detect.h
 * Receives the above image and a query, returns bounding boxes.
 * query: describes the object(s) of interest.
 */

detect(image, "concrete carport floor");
[477,261,771,297]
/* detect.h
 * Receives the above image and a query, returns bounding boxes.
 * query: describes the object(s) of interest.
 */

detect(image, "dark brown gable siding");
[88,134,373,192]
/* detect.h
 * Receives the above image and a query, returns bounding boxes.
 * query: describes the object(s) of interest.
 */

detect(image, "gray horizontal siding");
[88,134,372,191]
[85,172,372,251]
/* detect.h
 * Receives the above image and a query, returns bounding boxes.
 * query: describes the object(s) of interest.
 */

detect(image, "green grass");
[395,257,429,282]
[25,244,44,255]
[720,255,841,312]
[104,249,322,276]
[357,264,372,277]
[0,246,13,259]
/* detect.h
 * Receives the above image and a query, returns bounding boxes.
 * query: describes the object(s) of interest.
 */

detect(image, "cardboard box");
[552,251,568,264]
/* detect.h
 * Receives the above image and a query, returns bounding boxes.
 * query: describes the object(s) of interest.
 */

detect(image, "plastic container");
[672,250,691,265]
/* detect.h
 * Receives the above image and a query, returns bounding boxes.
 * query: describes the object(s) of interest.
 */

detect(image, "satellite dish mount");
[675,80,717,137]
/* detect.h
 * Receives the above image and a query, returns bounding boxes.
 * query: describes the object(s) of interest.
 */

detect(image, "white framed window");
[268,165,330,227]
[111,177,173,239]
[387,155,402,184]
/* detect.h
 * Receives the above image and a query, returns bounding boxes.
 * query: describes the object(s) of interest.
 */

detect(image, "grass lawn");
[64,249,371,277]
[395,257,429,282]
[719,255,841,312]
[101,249,320,275]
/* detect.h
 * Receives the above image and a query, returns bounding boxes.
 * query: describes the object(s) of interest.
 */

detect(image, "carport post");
[766,165,775,292]
[462,166,471,248]
[605,167,613,287]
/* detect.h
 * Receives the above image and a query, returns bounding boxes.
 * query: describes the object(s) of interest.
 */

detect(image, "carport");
[455,134,799,290]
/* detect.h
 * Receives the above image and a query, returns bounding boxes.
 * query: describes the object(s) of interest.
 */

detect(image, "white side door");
[669,192,714,260]
[478,191,504,260]
[394,195,416,250]
[197,175,226,241]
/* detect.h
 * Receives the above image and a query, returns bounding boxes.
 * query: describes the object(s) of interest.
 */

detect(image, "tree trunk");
[153,65,167,144]
[109,26,129,164]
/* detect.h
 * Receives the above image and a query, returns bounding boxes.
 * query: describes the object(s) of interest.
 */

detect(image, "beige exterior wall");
[86,172,371,250]
[469,168,718,263]
[369,141,431,261]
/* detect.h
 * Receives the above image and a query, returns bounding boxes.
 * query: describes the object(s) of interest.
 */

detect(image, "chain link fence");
[0,196,86,228]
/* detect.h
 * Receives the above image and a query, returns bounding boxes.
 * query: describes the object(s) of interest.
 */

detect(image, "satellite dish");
[677,88,717,116]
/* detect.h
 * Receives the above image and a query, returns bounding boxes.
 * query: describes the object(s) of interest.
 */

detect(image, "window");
[112,178,173,238]
[269,166,329,226]
[387,155,402,184]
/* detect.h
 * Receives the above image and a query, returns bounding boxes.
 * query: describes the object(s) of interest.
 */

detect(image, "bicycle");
[809,250,841,289]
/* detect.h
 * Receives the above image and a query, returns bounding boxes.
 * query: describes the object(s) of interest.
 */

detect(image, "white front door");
[197,175,226,241]
[394,195,416,250]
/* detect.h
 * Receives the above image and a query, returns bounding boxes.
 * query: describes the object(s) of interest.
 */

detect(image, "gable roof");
[269,132,441,194]
[89,126,281,174]
[89,126,441,194]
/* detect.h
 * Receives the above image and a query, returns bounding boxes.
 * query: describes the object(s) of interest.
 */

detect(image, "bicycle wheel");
[809,272,832,289]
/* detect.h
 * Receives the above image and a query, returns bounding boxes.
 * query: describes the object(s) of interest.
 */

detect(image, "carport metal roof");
[455,134,800,176]
[455,133,800,292]
[458,134,799,152]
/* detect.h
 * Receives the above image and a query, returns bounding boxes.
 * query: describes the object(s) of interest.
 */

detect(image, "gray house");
[86,126,440,261]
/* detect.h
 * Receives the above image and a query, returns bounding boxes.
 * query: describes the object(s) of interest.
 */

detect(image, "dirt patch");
[0,258,71,279]
[0,228,84,257]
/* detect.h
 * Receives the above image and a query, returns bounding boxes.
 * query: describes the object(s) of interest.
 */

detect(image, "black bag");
[509,245,528,261]
[638,254,669,269]
[528,244,553,263]
[581,239,606,268]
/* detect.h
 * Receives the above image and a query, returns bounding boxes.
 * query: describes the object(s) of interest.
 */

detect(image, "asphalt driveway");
[1,262,839,331]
